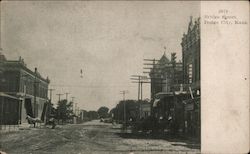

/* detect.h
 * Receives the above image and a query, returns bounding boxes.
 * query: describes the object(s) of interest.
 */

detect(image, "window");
[188,64,193,83]
[195,59,198,81]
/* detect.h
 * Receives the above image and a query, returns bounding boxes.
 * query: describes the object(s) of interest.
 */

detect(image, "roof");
[2,60,50,83]
[159,54,170,64]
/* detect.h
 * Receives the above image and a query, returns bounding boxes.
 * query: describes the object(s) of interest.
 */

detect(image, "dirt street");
[0,120,200,154]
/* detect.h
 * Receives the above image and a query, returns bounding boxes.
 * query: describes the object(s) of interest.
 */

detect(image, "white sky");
[1,1,200,111]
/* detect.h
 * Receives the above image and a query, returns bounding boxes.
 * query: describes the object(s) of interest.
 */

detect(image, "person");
[47,115,56,129]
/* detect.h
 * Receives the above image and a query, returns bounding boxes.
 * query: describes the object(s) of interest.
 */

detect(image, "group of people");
[26,115,56,129]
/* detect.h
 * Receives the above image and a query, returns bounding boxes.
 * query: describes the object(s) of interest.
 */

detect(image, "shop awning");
[0,92,20,100]
[174,91,188,95]
[155,92,174,99]
[153,98,160,107]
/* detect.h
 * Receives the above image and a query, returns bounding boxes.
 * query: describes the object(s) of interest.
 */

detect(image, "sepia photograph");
[0,1,202,154]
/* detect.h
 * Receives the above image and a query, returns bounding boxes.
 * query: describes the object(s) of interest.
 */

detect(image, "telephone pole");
[65,92,70,101]
[75,102,78,116]
[71,96,75,102]
[34,67,40,117]
[48,89,55,102]
[71,96,74,108]
[120,90,128,101]
[56,93,64,102]
[130,75,148,101]
[120,90,128,126]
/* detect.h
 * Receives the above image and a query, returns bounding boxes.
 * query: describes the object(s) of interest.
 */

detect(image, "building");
[139,101,151,119]
[149,53,183,119]
[0,52,50,124]
[181,17,200,137]
[147,17,200,138]
[149,52,183,100]
[0,92,21,125]
[181,16,200,94]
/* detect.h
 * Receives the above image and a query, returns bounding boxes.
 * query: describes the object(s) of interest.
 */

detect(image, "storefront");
[152,92,190,134]
[0,92,21,125]
[183,97,200,138]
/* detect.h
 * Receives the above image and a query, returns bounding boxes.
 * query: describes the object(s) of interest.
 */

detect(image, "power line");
[50,84,137,88]
[130,75,148,101]
[119,90,129,101]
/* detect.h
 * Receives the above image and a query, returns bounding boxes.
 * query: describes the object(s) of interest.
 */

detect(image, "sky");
[1,1,200,111]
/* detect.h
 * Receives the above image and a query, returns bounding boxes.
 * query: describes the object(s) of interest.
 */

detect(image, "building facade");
[181,17,200,94]
[181,17,200,138]
[0,53,50,124]
[149,53,183,99]
[147,17,200,138]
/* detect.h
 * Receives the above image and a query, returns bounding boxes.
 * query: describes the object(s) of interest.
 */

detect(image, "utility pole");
[140,81,143,100]
[71,96,75,102]
[120,90,128,101]
[120,90,128,126]
[75,102,78,116]
[48,89,55,102]
[34,67,39,117]
[56,93,64,102]
[70,96,75,112]
[47,89,55,119]
[65,92,70,101]
[130,75,148,101]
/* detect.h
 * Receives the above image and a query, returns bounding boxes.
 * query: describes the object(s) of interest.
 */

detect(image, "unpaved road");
[0,120,200,154]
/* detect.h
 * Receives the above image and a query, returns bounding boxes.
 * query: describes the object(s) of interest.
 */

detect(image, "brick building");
[0,52,50,124]
[149,53,183,99]
[149,53,184,122]
[148,17,200,138]
[181,17,200,137]
[181,17,200,94]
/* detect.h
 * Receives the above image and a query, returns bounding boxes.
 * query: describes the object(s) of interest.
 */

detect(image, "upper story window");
[188,64,193,83]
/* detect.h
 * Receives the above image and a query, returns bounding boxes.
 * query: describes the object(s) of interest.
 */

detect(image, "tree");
[55,99,74,124]
[97,106,109,118]
[114,100,140,122]
[86,111,98,120]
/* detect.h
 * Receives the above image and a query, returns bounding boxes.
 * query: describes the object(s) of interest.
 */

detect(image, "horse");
[26,115,43,128]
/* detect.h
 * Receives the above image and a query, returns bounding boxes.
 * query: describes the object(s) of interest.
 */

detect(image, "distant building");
[149,53,183,100]
[0,52,50,124]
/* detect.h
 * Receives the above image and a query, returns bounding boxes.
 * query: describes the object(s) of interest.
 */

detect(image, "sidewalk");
[0,125,20,133]
[0,123,39,133]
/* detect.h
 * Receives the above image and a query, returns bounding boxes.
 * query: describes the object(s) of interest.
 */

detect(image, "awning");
[155,92,174,99]
[0,92,20,100]
[153,98,160,107]
[174,91,188,95]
